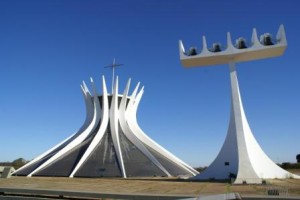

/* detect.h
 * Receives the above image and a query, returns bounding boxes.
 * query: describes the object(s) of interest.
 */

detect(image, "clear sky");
[0,0,299,167]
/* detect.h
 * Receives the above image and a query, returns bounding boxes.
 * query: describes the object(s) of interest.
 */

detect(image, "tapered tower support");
[196,63,299,184]
[179,25,300,184]
[13,76,198,178]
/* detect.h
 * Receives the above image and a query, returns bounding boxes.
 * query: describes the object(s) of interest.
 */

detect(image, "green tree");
[11,158,27,169]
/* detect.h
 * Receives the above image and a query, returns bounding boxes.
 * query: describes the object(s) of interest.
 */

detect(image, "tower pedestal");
[192,63,300,184]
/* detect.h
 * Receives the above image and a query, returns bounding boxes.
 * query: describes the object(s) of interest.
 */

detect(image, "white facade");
[179,25,300,184]
[14,76,198,178]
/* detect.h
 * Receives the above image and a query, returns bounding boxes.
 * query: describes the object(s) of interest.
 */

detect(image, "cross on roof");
[105,58,124,93]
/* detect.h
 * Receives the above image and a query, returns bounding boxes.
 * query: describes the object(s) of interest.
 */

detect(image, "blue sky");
[0,0,299,167]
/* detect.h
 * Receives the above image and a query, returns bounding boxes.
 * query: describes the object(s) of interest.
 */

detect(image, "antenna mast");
[105,58,124,93]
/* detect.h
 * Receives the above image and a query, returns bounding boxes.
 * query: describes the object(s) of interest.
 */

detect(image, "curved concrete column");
[110,76,126,178]
[118,80,171,177]
[69,76,110,177]
[14,82,94,176]
[126,86,198,175]
[28,78,102,177]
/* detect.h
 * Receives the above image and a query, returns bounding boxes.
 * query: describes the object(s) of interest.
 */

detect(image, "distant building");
[0,166,15,178]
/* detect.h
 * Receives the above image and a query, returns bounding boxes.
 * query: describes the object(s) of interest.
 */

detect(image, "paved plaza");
[0,177,300,199]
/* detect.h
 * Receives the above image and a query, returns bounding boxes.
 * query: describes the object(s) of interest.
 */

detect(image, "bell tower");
[179,25,300,184]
